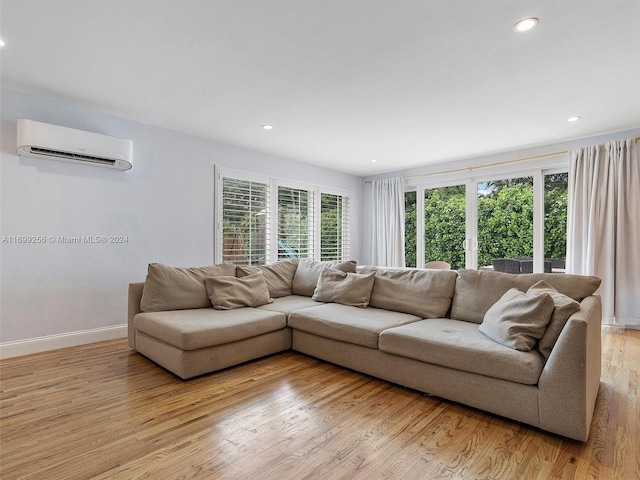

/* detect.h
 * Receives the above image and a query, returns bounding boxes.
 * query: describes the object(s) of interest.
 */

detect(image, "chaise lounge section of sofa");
[128,259,602,441]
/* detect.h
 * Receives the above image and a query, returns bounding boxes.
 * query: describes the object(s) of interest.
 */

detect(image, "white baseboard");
[0,325,127,359]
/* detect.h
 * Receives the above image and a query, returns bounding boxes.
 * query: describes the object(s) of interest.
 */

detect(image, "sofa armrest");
[128,282,145,349]
[538,295,601,441]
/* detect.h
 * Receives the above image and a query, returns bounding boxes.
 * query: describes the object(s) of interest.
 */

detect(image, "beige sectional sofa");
[128,259,602,441]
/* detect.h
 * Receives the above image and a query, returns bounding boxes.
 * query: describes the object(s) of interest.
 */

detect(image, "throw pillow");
[479,288,555,351]
[291,259,357,296]
[527,280,581,360]
[236,260,298,298]
[140,262,237,312]
[204,272,272,310]
[311,269,376,308]
[361,267,458,318]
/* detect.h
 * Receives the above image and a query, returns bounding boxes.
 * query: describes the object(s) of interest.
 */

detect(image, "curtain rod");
[364,150,567,184]
[364,136,640,184]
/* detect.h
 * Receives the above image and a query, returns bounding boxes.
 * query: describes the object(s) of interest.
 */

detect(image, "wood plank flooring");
[1,327,638,479]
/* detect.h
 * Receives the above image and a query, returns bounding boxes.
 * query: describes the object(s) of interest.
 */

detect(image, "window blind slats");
[320,193,350,261]
[218,170,349,264]
[278,186,315,260]
[221,177,271,266]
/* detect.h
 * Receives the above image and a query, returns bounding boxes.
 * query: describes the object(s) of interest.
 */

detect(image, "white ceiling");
[1,1,639,176]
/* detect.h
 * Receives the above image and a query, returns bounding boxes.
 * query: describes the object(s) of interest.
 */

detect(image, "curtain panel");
[567,138,640,326]
[370,177,405,267]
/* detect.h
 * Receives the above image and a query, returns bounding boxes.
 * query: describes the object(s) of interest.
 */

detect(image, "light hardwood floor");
[1,328,638,479]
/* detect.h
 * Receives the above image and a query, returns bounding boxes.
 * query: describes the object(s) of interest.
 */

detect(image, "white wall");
[0,89,363,352]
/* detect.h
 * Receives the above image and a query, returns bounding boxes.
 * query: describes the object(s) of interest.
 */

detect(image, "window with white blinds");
[320,192,350,261]
[216,167,350,264]
[277,186,315,260]
[221,176,271,266]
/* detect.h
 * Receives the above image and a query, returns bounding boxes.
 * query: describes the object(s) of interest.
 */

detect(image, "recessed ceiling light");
[567,116,582,122]
[262,124,273,130]
[0,39,5,47]
[371,159,378,163]
[514,17,539,33]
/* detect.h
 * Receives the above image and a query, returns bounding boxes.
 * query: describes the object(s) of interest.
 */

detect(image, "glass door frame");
[406,162,567,273]
[413,179,467,269]
[466,169,544,271]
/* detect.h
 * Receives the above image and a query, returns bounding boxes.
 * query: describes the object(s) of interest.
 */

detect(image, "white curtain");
[370,177,406,267]
[567,138,640,326]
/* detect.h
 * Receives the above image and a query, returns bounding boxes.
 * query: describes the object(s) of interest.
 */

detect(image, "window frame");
[276,181,316,261]
[319,191,351,261]
[215,166,351,264]
[405,158,569,272]
[217,169,272,266]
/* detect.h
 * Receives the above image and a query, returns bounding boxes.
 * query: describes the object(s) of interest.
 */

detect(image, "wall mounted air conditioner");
[16,119,133,171]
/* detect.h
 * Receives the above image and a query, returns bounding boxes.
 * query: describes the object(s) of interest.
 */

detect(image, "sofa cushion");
[140,262,237,312]
[361,267,457,318]
[451,269,600,324]
[289,303,421,348]
[292,259,357,296]
[379,318,544,385]
[527,280,581,360]
[257,295,324,317]
[133,308,286,350]
[204,272,272,310]
[479,288,555,351]
[312,269,376,307]
[236,260,298,298]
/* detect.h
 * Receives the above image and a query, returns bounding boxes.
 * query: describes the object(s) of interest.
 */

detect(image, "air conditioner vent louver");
[29,147,117,165]
[16,119,133,171]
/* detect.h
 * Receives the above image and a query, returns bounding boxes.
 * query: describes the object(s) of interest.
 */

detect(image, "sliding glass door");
[404,185,466,269]
[544,172,568,270]
[406,168,567,273]
[477,176,534,272]
[405,191,417,267]
[424,185,466,269]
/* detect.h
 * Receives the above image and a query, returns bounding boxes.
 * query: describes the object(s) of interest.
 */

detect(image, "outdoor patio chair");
[491,258,522,274]
[425,260,451,270]
[546,258,566,269]
[520,260,553,273]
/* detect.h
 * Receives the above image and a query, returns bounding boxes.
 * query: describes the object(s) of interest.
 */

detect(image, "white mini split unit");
[16,119,133,171]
